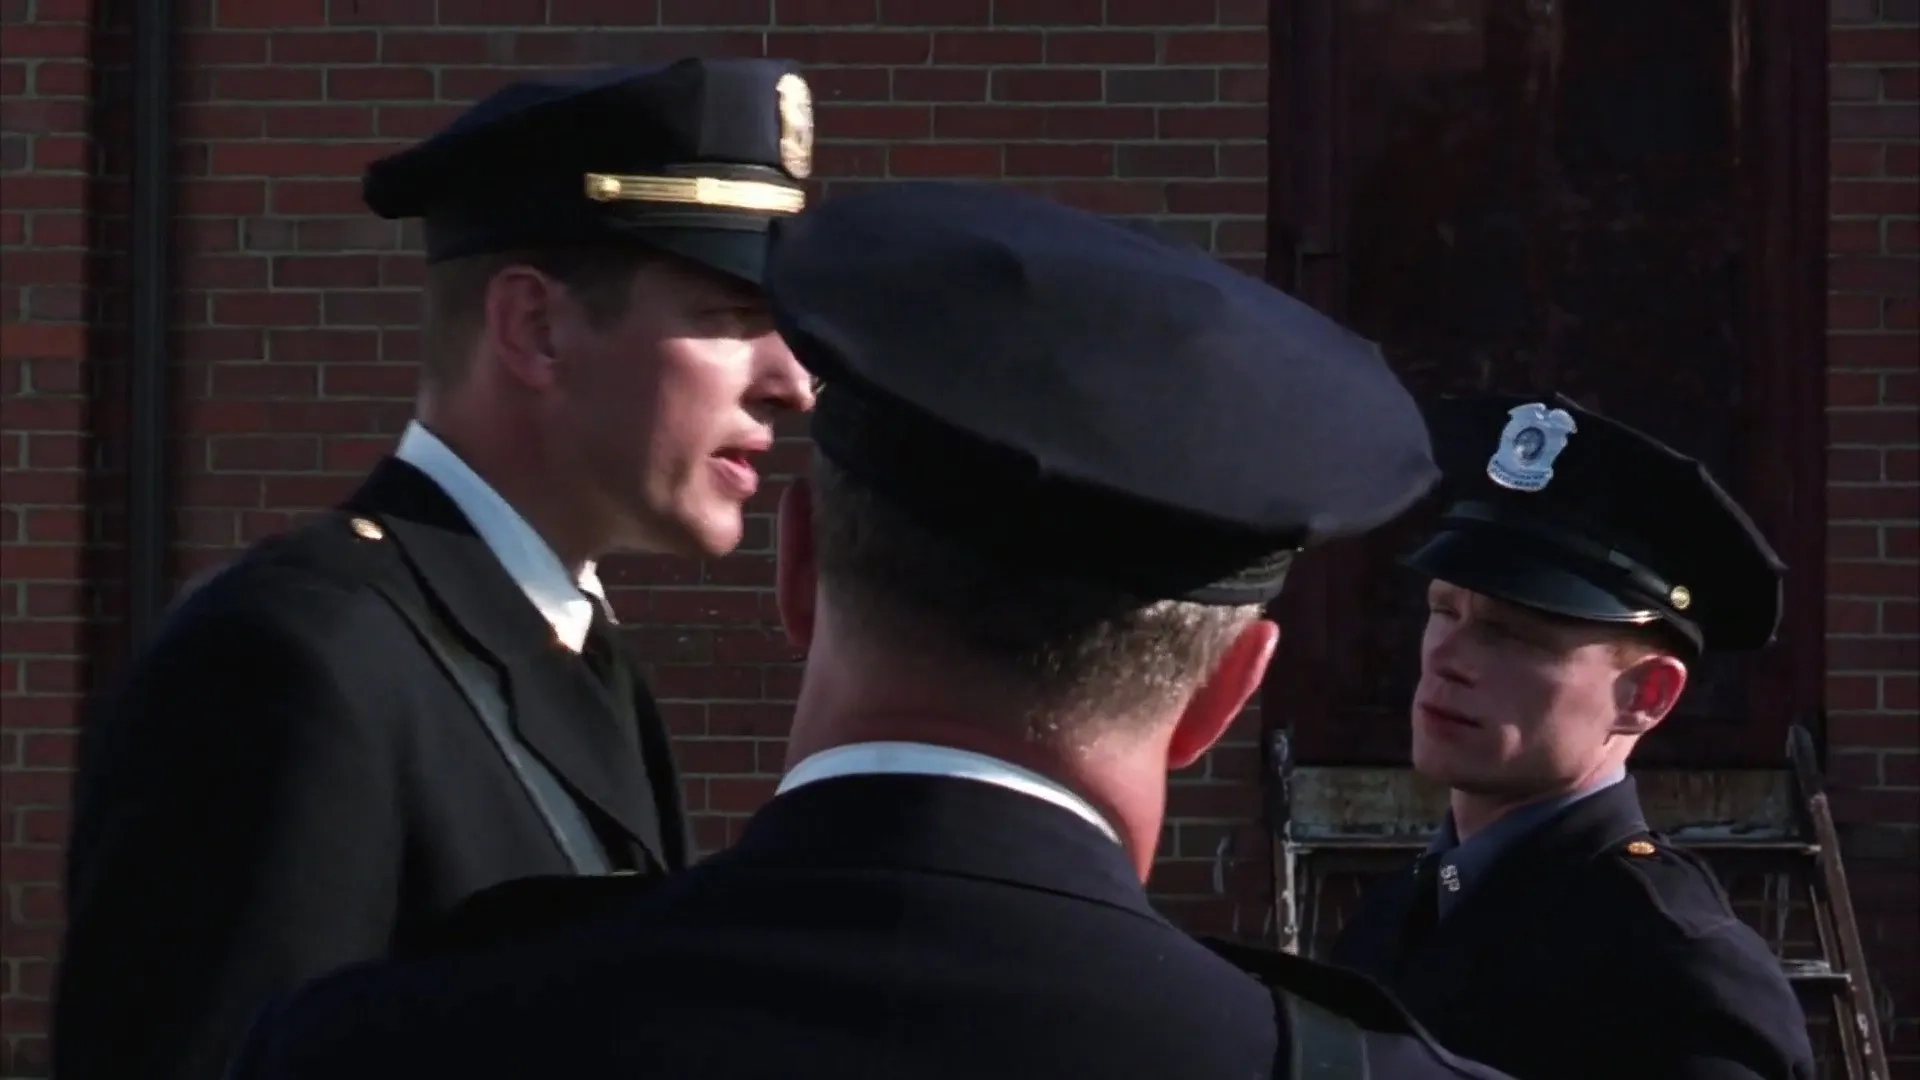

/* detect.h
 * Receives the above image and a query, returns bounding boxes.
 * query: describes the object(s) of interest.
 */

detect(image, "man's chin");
[678,507,746,559]
[1410,738,1483,792]
[612,507,743,560]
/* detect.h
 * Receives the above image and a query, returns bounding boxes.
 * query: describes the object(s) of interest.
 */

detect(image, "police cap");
[361,58,815,283]
[1406,393,1785,653]
[763,181,1440,606]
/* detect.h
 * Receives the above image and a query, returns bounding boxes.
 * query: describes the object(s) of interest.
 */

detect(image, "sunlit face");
[1410,580,1679,799]
[545,256,814,558]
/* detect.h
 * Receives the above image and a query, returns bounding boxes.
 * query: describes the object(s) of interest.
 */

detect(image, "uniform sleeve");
[54,596,405,1080]
[1632,922,1818,1080]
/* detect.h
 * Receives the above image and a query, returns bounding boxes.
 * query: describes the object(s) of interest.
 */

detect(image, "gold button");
[349,516,385,541]
[1668,585,1691,611]
[1626,840,1657,856]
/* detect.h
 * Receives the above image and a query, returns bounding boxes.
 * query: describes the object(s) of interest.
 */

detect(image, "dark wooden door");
[1264,0,1827,767]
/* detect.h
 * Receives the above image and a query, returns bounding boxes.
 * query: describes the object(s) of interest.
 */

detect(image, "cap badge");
[1487,402,1578,493]
[776,73,814,180]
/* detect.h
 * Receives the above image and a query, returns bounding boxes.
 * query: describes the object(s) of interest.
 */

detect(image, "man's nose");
[755,333,816,414]
[1424,623,1475,685]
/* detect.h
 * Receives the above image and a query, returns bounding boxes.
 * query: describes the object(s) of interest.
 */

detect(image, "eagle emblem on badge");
[776,73,814,180]
[1486,402,1577,492]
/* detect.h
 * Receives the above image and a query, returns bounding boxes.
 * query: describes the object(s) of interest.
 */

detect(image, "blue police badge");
[1487,402,1577,492]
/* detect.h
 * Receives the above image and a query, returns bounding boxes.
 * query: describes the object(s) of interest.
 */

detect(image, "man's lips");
[1416,702,1481,729]
[709,449,759,497]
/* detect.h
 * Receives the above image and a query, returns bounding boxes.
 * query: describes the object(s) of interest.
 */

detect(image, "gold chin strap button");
[1625,840,1657,857]
[349,517,385,541]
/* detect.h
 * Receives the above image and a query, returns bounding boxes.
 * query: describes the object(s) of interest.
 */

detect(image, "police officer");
[54,59,816,1080]
[223,182,1516,1079]
[1330,394,1815,1079]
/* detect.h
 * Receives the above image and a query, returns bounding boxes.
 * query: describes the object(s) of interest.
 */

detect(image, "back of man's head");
[762,182,1441,862]
[807,454,1267,742]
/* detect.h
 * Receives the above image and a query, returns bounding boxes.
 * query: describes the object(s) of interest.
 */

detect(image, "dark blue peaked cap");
[1407,393,1786,652]
[361,58,815,283]
[764,181,1441,606]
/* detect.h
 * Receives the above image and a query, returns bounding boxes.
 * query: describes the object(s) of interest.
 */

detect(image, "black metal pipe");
[127,0,173,650]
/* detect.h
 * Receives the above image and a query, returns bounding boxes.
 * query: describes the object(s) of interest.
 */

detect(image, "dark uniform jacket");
[54,457,688,1080]
[1330,777,1815,1080]
[224,773,1514,1079]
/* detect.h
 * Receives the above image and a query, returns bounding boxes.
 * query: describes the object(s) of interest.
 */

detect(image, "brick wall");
[0,1,1913,1078]
[1828,1,1920,1068]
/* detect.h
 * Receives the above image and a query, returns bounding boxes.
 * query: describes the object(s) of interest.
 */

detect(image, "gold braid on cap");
[583,173,806,214]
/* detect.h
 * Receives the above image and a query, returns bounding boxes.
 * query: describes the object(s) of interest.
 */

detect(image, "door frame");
[1260,0,1831,767]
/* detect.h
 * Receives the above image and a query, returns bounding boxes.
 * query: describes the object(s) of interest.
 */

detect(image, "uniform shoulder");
[1197,935,1413,1034]
[1591,833,1805,1013]
[166,511,409,646]
[1589,832,1743,939]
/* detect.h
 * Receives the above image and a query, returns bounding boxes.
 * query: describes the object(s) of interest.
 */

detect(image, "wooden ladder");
[1776,725,1891,1080]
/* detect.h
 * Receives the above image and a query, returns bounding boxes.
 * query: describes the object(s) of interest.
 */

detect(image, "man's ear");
[484,266,563,390]
[1167,619,1280,770]
[1613,654,1688,737]
[775,478,818,651]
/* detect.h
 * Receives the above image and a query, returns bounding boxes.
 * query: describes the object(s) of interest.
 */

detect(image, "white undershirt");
[777,741,1122,845]
[395,420,608,653]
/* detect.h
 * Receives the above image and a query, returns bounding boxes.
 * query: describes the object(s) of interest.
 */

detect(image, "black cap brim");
[622,226,771,286]
[1404,528,1676,630]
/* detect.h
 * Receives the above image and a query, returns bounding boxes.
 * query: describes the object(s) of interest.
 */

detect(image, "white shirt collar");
[777,741,1122,845]
[395,420,606,653]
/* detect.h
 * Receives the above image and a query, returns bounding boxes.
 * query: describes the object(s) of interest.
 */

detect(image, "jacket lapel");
[1383,779,1653,1018]
[343,457,668,866]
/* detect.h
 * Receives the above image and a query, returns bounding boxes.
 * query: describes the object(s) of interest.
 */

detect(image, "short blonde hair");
[810,456,1265,732]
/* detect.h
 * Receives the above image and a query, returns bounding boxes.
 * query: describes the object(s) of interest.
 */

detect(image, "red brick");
[991,68,1101,102]
[779,0,879,22]
[1831,28,1920,64]
[930,31,1040,64]
[1831,103,1920,139]
[1004,142,1113,177]
[818,104,930,139]
[992,0,1102,24]
[774,30,930,64]
[659,0,769,25]
[0,25,90,57]
[0,323,84,359]
[269,31,380,64]
[217,0,325,25]
[378,31,493,64]
[548,0,663,22]
[1163,30,1267,65]
[1044,30,1154,64]
[888,142,1002,177]
[437,0,547,24]
[895,67,989,102]
[212,66,324,101]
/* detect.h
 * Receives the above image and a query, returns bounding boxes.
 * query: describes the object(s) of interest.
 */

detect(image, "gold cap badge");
[777,72,814,180]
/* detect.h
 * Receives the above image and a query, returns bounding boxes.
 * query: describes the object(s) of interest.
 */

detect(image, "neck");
[786,641,1173,882]
[1449,756,1624,841]
[417,402,602,574]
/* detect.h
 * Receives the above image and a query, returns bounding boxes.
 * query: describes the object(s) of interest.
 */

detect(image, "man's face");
[1410,580,1652,798]
[548,255,813,559]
